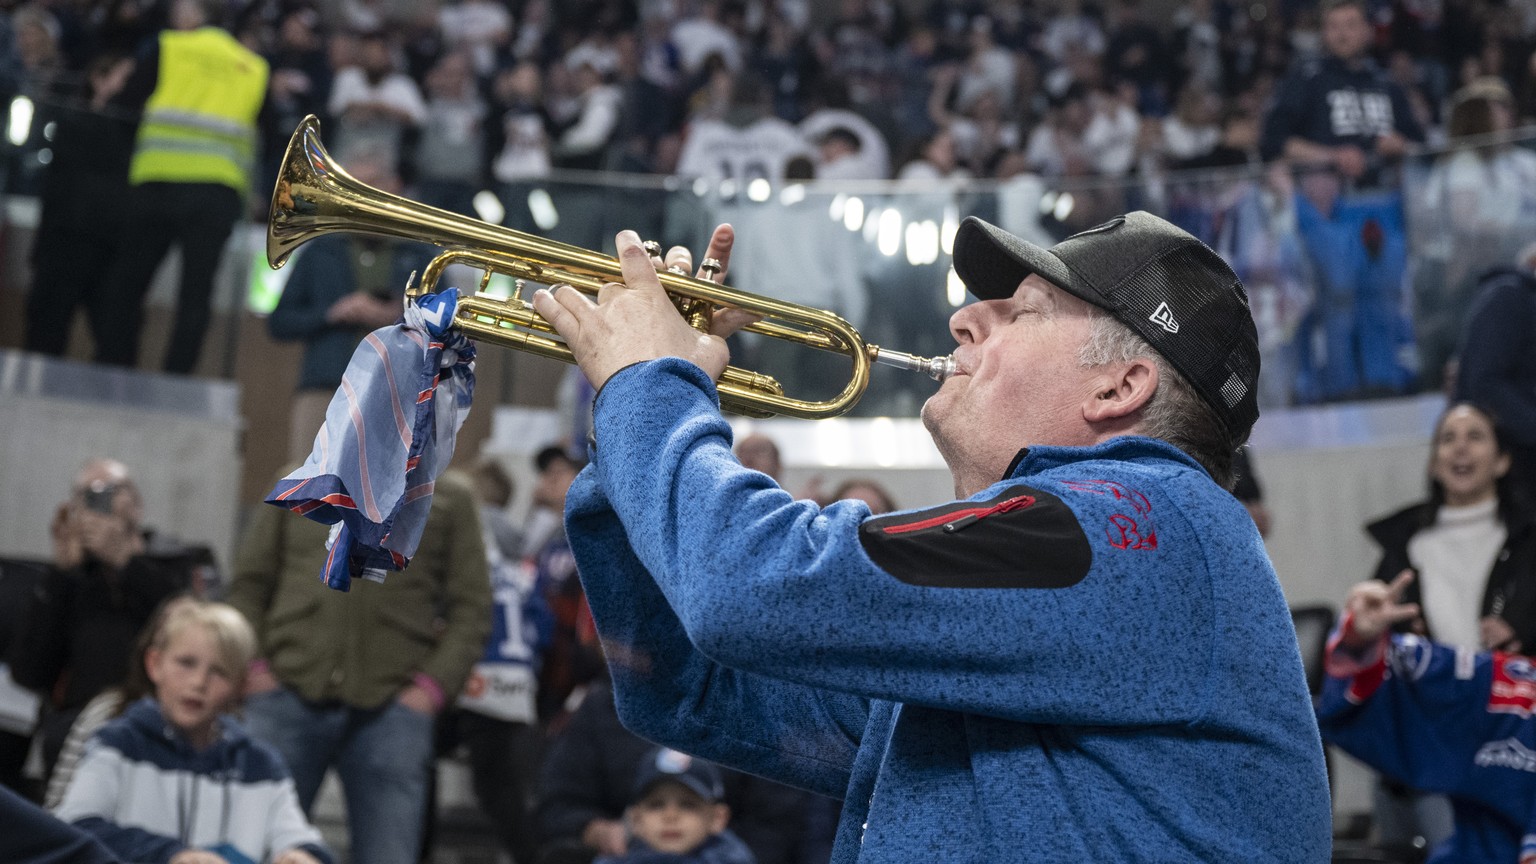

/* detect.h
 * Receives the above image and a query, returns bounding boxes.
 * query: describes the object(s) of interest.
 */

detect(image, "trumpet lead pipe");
[872,348,955,382]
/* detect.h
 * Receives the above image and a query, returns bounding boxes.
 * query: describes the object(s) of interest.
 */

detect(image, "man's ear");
[1082,358,1158,424]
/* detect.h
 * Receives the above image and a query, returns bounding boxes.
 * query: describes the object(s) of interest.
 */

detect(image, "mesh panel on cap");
[1105,244,1258,437]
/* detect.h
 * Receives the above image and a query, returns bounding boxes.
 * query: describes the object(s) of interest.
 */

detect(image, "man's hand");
[327,292,398,328]
[1342,570,1420,648]
[531,225,738,391]
[245,663,280,697]
[582,818,627,856]
[74,507,143,570]
[273,848,323,864]
[50,503,83,570]
[1481,615,1522,653]
[1331,145,1368,179]
[1375,131,1409,160]
[397,682,438,716]
[169,851,229,864]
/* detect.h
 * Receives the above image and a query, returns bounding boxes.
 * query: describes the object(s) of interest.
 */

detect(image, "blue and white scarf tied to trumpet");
[265,288,474,590]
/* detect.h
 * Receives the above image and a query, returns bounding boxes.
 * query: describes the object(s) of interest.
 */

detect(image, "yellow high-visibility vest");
[129,27,268,192]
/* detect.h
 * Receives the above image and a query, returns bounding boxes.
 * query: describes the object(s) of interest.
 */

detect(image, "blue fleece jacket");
[565,359,1332,864]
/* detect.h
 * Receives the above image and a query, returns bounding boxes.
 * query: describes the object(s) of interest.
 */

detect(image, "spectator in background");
[41,590,171,811]
[0,555,44,799]
[732,434,782,481]
[1455,244,1536,503]
[895,127,969,181]
[552,50,623,170]
[327,28,425,173]
[1023,82,1092,180]
[23,52,136,359]
[535,680,810,864]
[676,72,809,184]
[489,60,553,232]
[438,0,512,79]
[595,747,755,864]
[798,79,892,180]
[266,146,431,462]
[830,478,897,516]
[529,445,602,729]
[1083,78,1142,178]
[54,599,333,864]
[1416,77,1536,385]
[1103,0,1167,113]
[7,459,201,789]
[1261,0,1424,402]
[1317,573,1536,864]
[1361,402,1536,853]
[671,0,743,79]
[228,470,490,864]
[260,7,332,197]
[414,50,488,217]
[93,0,268,375]
[443,456,548,864]
[1160,81,1222,167]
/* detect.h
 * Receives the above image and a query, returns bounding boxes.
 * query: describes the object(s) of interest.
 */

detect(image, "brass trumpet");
[267,115,954,419]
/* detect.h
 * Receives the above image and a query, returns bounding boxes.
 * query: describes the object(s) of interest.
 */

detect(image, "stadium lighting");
[7,96,33,147]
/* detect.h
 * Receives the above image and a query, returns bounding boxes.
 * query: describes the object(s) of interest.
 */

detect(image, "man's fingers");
[1387,569,1415,600]
[531,285,590,341]
[664,245,693,274]
[1383,603,1421,626]
[709,307,762,338]
[699,223,734,282]
[616,230,665,294]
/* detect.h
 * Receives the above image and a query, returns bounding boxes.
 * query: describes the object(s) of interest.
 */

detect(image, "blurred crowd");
[1,0,1533,196]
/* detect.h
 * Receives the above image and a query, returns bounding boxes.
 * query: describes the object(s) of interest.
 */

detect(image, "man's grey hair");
[1077,312,1238,489]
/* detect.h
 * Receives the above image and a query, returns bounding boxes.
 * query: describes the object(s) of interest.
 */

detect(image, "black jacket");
[1366,500,1536,650]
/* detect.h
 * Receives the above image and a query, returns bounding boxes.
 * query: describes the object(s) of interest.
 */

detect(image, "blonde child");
[54,599,332,864]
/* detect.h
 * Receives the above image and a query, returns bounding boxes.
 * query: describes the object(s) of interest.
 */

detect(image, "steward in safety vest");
[127,17,268,193]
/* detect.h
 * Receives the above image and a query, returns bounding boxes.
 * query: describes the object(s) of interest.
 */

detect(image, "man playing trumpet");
[529,214,1331,862]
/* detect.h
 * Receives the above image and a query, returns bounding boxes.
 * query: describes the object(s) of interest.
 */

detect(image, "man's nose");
[948,304,982,345]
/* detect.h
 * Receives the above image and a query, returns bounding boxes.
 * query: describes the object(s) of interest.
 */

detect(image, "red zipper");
[881,494,1036,535]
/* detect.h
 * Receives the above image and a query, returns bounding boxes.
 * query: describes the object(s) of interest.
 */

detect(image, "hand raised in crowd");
[169,850,229,864]
[532,224,745,390]
[581,817,627,857]
[273,848,324,864]
[1342,570,1421,649]
[1481,615,1522,654]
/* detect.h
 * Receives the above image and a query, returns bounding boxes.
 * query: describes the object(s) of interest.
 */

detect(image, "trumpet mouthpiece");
[872,348,956,382]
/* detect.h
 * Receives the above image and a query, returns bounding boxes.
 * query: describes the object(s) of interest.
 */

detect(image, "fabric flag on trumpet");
[264,288,475,591]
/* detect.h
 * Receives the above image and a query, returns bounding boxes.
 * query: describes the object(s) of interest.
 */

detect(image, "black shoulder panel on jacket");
[858,485,1092,589]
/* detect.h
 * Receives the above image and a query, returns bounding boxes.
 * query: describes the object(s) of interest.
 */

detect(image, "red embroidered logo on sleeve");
[1060,480,1157,551]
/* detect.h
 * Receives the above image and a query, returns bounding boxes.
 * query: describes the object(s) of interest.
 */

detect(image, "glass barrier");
[6,87,1534,419]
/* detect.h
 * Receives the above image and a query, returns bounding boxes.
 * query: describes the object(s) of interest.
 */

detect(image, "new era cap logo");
[1149,302,1180,334]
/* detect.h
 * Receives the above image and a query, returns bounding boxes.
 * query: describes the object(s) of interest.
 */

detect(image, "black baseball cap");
[631,747,725,803]
[951,212,1260,445]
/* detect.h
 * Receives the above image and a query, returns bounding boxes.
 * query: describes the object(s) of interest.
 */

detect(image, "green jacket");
[228,470,491,710]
